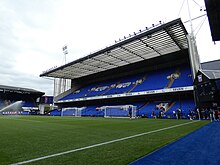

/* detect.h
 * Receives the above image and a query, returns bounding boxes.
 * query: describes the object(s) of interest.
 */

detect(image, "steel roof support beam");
[72,66,97,73]
[139,39,161,55]
[107,52,131,64]
[120,46,145,60]
[91,57,119,67]
[164,28,182,50]
[81,62,106,70]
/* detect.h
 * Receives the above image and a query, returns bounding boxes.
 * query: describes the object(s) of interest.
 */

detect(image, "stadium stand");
[59,85,97,101]
[194,67,220,111]
[86,80,118,97]
[40,18,200,118]
[201,59,220,70]
[54,63,195,118]
[58,64,193,102]
[0,85,44,115]
[53,98,195,119]
[105,74,143,95]
[171,66,193,88]
[131,67,175,92]
[0,99,6,109]
[22,100,36,107]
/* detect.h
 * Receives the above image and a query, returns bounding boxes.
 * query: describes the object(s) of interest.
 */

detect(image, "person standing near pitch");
[128,106,132,119]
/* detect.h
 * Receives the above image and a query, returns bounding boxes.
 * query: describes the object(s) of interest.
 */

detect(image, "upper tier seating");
[60,85,93,101]
[132,68,175,92]
[106,74,143,95]
[59,65,193,101]
[86,80,118,97]
[171,66,193,87]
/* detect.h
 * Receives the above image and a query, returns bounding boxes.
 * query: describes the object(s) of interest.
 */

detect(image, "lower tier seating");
[50,99,196,119]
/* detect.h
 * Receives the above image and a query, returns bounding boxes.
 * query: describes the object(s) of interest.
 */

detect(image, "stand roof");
[40,18,188,79]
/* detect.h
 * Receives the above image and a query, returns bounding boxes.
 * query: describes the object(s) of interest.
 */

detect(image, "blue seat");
[59,65,193,102]
[106,74,143,95]
[48,109,61,116]
[132,68,174,92]
[171,66,193,88]
[164,100,195,119]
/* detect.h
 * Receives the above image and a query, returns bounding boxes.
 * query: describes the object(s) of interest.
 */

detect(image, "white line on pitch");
[11,120,199,165]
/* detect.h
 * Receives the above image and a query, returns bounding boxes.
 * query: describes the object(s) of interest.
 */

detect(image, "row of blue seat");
[60,65,193,101]
[143,100,195,119]
[49,99,195,118]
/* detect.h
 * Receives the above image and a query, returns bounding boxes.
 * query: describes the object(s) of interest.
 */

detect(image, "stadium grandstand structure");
[41,18,200,119]
[194,60,220,111]
[0,85,44,115]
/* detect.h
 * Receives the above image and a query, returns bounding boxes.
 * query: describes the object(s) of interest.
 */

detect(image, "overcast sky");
[0,0,219,95]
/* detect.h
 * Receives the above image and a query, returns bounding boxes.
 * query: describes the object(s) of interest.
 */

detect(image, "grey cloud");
[0,0,57,95]
[0,70,53,95]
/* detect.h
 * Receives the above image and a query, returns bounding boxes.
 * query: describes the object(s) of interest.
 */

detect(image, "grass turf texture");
[0,116,209,165]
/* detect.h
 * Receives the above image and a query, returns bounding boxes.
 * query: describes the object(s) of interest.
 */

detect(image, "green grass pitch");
[0,116,209,165]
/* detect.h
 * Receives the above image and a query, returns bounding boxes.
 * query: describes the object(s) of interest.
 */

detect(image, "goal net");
[101,105,137,118]
[61,107,85,117]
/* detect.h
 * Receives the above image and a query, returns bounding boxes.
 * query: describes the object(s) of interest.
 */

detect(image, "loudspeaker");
[204,0,220,41]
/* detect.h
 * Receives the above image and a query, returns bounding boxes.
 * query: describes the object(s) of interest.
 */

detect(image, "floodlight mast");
[62,45,68,92]
[186,0,202,109]
[53,45,71,100]
[63,45,68,64]
[186,0,201,80]
[187,0,193,35]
